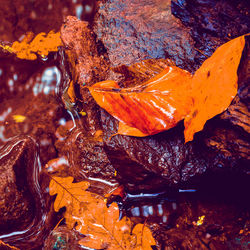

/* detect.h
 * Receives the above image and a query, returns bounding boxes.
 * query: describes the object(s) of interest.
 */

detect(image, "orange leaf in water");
[88,66,192,136]
[49,176,97,228]
[49,176,156,249]
[184,35,246,142]
[78,202,156,250]
[132,224,156,250]
[67,80,76,103]
[0,31,62,60]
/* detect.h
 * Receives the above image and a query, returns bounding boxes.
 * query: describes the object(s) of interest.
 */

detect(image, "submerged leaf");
[0,31,62,60]
[184,35,246,142]
[132,224,156,250]
[49,176,96,228]
[49,176,156,249]
[88,66,192,136]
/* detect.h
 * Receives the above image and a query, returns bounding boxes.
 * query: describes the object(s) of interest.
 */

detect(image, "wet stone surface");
[94,0,197,72]
[0,0,249,249]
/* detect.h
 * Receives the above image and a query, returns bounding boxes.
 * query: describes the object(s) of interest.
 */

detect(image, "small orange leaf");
[49,176,96,228]
[1,31,62,60]
[132,224,156,250]
[88,66,192,136]
[12,115,26,123]
[184,35,246,142]
[67,80,76,103]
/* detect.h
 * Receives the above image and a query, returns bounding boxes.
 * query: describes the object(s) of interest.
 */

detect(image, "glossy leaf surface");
[184,35,246,142]
[88,66,192,136]
[49,176,156,249]
[88,35,246,142]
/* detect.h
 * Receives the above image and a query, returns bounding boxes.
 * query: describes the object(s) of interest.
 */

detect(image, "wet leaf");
[184,35,246,142]
[0,31,62,60]
[132,224,156,250]
[49,176,97,228]
[78,202,156,250]
[67,80,76,103]
[88,66,192,136]
[49,176,156,249]
[88,35,246,142]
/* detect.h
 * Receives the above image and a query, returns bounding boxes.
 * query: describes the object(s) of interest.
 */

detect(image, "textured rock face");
[171,0,250,67]
[94,0,197,72]
[0,138,35,232]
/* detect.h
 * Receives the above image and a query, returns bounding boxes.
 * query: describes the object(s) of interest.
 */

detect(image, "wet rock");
[94,0,197,72]
[61,16,109,85]
[0,138,35,233]
[58,7,249,192]
[0,136,58,249]
[171,0,250,69]
[101,109,212,190]
[60,16,110,134]
[56,127,116,182]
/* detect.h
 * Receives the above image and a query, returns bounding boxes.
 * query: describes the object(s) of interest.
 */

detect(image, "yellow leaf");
[184,35,246,142]
[12,115,26,123]
[1,31,62,60]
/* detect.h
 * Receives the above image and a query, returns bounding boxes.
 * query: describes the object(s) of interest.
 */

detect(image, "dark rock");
[60,16,109,85]
[94,0,197,72]
[0,138,35,233]
[0,136,56,250]
[171,0,250,69]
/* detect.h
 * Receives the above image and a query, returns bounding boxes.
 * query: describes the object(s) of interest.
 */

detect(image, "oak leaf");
[49,176,97,228]
[49,176,156,249]
[88,66,192,136]
[184,35,246,142]
[0,31,62,60]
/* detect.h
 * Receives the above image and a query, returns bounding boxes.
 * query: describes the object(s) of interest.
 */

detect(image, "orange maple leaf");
[49,176,156,249]
[88,34,247,142]
[88,66,192,136]
[0,31,62,60]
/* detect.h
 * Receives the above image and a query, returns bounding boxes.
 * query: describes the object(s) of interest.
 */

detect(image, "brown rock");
[0,137,35,233]
[94,0,197,72]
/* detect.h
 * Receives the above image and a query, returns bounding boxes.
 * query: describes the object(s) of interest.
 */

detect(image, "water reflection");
[33,66,61,96]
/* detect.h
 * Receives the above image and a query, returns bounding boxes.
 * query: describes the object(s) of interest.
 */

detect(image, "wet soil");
[0,0,249,249]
